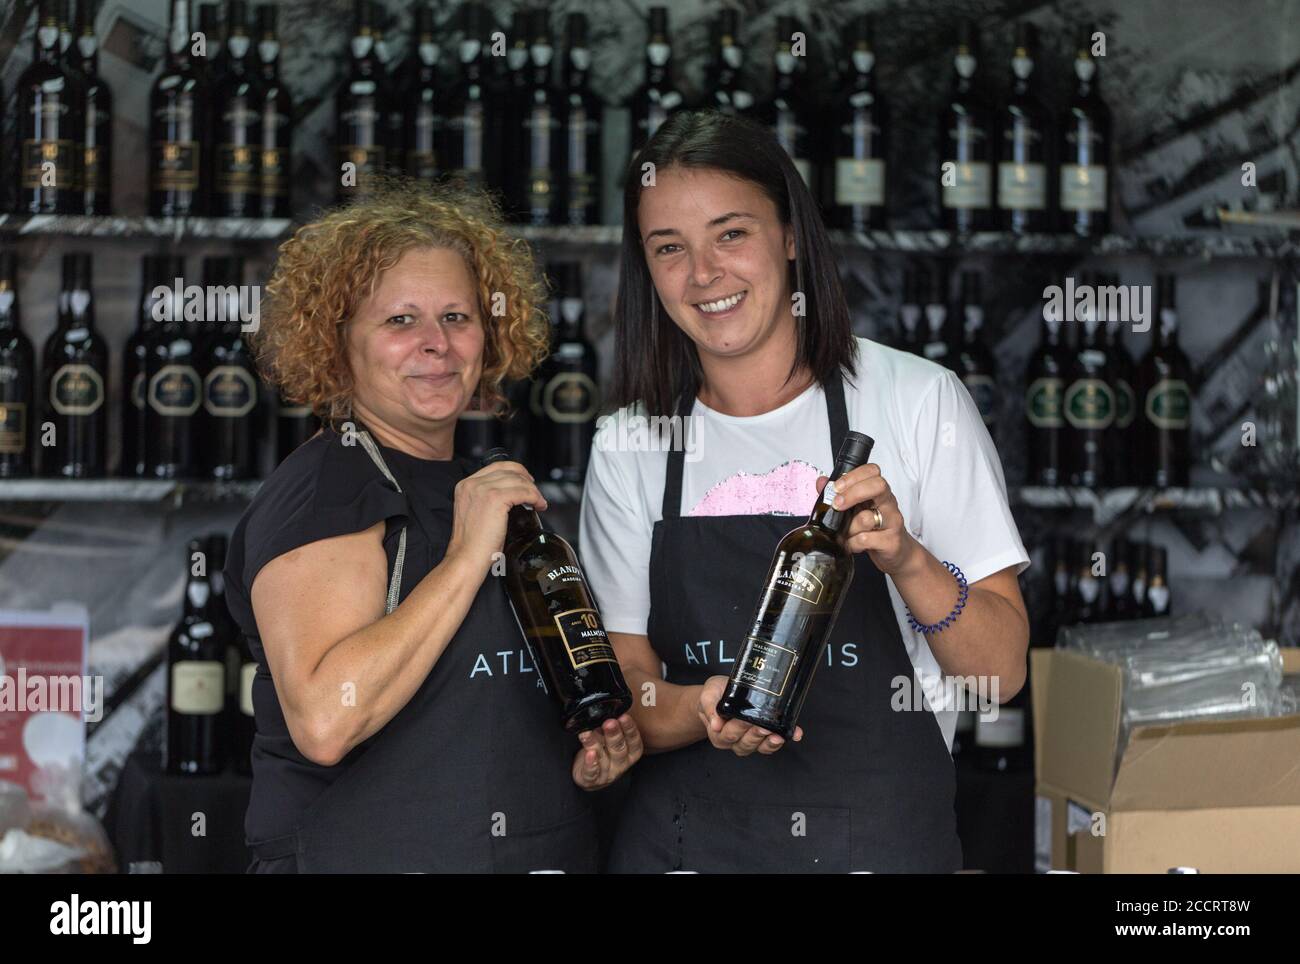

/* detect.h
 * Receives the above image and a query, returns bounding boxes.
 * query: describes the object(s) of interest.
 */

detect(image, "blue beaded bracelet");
[906,562,969,636]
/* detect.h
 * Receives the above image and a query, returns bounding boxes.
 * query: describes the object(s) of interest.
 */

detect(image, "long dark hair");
[610,109,856,417]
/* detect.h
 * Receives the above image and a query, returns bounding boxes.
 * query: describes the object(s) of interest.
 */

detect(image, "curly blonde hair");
[253,178,551,427]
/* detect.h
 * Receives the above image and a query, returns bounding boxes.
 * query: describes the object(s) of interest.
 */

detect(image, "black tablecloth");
[103,748,1033,873]
[104,750,253,874]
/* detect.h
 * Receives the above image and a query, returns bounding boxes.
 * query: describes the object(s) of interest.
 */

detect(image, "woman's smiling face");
[638,166,796,362]
[345,245,485,430]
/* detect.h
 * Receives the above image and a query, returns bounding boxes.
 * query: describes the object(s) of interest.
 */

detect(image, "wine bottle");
[437,1,493,190]
[483,447,634,733]
[716,432,875,739]
[759,16,816,193]
[1070,538,1105,623]
[974,698,1029,772]
[57,0,88,202]
[143,255,203,478]
[205,533,242,765]
[520,9,563,227]
[19,0,84,214]
[75,0,112,215]
[399,2,440,184]
[150,0,209,217]
[939,20,993,233]
[122,255,182,477]
[454,395,503,462]
[234,605,257,777]
[335,0,391,202]
[0,253,35,479]
[628,6,684,155]
[1063,276,1115,487]
[540,263,599,483]
[1141,544,1171,617]
[41,253,107,478]
[561,12,602,226]
[1025,298,1067,486]
[199,256,258,480]
[255,4,293,218]
[1058,24,1111,236]
[830,13,887,231]
[1107,535,1136,620]
[197,3,223,86]
[1137,274,1192,488]
[955,270,999,433]
[896,265,922,354]
[1129,539,1150,615]
[165,537,227,775]
[702,10,753,117]
[920,266,953,369]
[1103,272,1138,486]
[996,22,1049,234]
[498,10,532,221]
[211,0,262,217]
[275,394,319,463]
[371,1,403,175]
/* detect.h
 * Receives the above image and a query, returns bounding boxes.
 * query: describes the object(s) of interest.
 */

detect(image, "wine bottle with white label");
[939,20,993,233]
[484,448,633,733]
[702,9,754,118]
[19,0,84,215]
[716,432,874,739]
[150,0,208,216]
[255,4,294,218]
[628,7,684,155]
[830,13,887,231]
[956,271,999,434]
[996,22,1049,234]
[76,0,112,215]
[1137,274,1191,488]
[561,13,601,226]
[335,0,392,203]
[1141,544,1171,618]
[759,16,818,195]
[165,537,227,775]
[438,1,494,190]
[1058,24,1111,236]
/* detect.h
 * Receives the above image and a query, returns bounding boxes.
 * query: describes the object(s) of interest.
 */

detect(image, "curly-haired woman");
[222,182,642,873]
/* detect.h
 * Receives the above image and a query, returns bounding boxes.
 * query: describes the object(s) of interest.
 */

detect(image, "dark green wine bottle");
[717,431,875,739]
[483,447,633,733]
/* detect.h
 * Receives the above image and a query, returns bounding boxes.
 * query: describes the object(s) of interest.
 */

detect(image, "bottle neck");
[0,282,17,331]
[34,21,61,62]
[167,1,191,69]
[505,502,545,547]
[185,572,214,618]
[808,460,858,534]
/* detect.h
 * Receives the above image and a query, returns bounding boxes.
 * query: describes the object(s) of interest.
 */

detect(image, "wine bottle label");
[974,707,1024,747]
[1145,379,1191,430]
[1115,378,1136,428]
[240,661,256,717]
[152,141,201,191]
[963,374,998,425]
[1026,377,1064,427]
[941,160,991,209]
[170,660,224,715]
[1060,164,1107,212]
[204,366,258,417]
[22,139,78,190]
[566,112,597,215]
[997,161,1046,210]
[771,560,827,605]
[923,341,948,360]
[835,158,885,206]
[216,144,259,193]
[279,404,312,417]
[149,365,201,416]
[734,636,799,698]
[538,564,584,597]
[50,365,104,415]
[0,402,26,453]
[1063,378,1115,428]
[553,608,618,669]
[446,106,485,170]
[542,373,599,423]
[261,148,289,196]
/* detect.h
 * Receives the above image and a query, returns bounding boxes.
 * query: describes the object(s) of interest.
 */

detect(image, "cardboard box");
[1032,647,1300,873]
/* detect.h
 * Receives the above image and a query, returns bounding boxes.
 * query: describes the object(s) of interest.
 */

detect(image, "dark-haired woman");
[579,111,1030,873]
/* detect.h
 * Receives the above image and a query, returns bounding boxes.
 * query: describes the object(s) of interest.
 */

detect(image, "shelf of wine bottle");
[1014,485,1299,522]
[0,214,294,241]
[0,477,585,506]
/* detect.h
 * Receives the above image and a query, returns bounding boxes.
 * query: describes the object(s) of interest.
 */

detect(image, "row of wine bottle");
[11,0,1112,236]
[893,267,1193,488]
[0,251,602,482]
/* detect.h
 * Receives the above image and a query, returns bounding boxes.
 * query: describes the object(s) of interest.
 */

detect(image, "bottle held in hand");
[482,447,633,733]
[717,432,875,740]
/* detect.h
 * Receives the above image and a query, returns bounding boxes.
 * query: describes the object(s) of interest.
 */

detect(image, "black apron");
[607,370,962,873]
[249,431,598,873]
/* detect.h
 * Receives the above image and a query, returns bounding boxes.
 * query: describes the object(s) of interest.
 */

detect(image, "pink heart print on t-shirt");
[686,460,823,517]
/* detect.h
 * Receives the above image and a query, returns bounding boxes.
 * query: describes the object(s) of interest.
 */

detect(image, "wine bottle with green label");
[716,432,874,740]
[1138,274,1192,488]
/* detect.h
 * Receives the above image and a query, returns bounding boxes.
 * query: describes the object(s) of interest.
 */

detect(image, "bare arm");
[251,522,484,766]
[608,631,705,753]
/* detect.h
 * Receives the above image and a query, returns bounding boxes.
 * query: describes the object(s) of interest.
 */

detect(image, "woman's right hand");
[447,459,548,572]
[697,674,803,756]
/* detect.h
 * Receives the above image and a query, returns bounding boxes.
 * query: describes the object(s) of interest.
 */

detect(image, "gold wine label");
[734,636,798,698]
[770,559,825,605]
[553,607,618,669]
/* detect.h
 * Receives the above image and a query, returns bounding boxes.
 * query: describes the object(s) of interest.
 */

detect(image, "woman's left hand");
[571,714,644,790]
[816,464,920,576]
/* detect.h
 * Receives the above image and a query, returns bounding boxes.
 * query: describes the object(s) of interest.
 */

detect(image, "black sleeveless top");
[223,426,474,847]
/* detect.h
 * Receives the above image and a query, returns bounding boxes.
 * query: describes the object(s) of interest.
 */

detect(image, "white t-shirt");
[577,337,1030,750]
